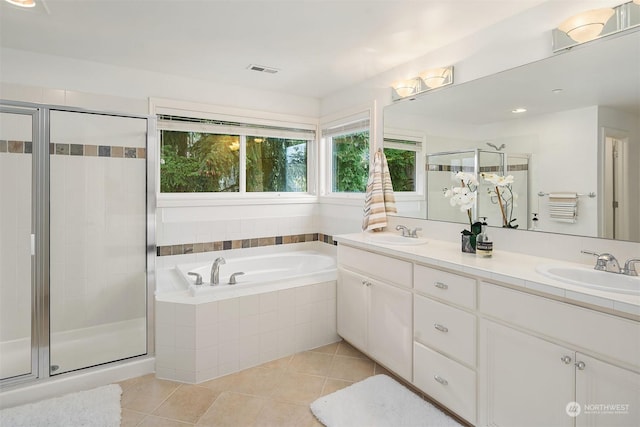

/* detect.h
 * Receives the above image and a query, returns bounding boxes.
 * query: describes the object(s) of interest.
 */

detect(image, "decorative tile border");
[427,164,528,172]
[0,140,145,159]
[156,233,336,257]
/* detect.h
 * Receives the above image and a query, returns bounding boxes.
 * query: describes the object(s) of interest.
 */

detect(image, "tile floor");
[119,341,405,427]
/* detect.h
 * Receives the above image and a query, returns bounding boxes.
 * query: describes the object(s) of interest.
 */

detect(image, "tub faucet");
[211,257,226,285]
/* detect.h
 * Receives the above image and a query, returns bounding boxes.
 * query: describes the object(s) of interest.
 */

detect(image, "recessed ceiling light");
[4,0,36,8]
[512,108,527,114]
[552,88,563,94]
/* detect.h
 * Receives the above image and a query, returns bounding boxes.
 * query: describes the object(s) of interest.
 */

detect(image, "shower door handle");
[31,234,35,256]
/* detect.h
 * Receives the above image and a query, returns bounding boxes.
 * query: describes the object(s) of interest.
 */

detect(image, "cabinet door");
[575,353,640,427]
[336,268,368,351]
[482,321,574,427]
[368,278,413,380]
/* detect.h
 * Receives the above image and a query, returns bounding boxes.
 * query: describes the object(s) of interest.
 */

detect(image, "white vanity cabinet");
[336,245,413,380]
[413,264,478,424]
[479,282,640,427]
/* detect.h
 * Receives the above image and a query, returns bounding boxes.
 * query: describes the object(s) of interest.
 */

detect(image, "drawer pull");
[434,282,448,290]
[575,361,586,370]
[434,375,448,386]
[560,355,572,364]
[434,323,449,333]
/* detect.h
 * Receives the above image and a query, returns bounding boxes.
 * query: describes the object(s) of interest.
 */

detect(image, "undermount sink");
[536,264,640,295]
[364,232,427,246]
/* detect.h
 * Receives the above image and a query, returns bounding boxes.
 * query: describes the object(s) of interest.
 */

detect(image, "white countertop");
[335,232,640,319]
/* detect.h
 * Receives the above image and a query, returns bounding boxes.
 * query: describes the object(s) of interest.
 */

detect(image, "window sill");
[157,193,318,208]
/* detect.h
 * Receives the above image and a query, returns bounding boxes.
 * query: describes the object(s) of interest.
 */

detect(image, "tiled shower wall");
[49,111,147,333]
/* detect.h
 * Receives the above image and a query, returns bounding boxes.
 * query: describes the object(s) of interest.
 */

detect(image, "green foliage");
[333,132,369,192]
[384,148,415,192]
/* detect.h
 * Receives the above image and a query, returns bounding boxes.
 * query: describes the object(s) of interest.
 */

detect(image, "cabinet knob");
[560,355,572,364]
[575,361,586,370]
[434,282,448,290]
[434,375,448,386]
[434,323,449,333]
[362,280,372,287]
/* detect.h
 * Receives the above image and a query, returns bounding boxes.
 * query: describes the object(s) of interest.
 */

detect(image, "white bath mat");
[310,374,464,427]
[0,384,122,427]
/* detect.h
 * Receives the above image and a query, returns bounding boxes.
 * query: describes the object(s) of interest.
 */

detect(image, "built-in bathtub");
[155,249,339,383]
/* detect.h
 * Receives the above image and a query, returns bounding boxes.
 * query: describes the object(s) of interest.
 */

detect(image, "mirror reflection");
[384,30,640,242]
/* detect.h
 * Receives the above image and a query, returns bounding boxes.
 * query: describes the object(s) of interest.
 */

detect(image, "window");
[158,115,314,194]
[322,116,370,193]
[383,138,420,192]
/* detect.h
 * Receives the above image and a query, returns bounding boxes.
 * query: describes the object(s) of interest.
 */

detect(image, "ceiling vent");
[247,64,279,74]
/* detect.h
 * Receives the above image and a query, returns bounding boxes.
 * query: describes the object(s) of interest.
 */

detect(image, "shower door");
[0,106,38,382]
[48,110,149,375]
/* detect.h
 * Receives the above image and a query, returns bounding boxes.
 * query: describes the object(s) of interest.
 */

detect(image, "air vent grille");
[247,64,279,74]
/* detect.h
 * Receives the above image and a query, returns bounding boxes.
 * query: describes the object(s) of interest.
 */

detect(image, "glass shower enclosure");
[426,149,529,229]
[0,102,154,386]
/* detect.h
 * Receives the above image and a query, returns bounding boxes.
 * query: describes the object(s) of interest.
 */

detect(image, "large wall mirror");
[384,30,640,243]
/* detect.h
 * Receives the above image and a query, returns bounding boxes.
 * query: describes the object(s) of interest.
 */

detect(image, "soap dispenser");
[476,217,493,258]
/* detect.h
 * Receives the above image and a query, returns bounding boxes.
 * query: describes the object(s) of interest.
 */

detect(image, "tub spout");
[211,257,226,285]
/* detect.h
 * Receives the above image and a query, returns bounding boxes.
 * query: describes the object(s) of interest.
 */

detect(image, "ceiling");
[0,0,545,99]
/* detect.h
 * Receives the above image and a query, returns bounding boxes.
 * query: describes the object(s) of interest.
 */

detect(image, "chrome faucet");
[622,259,640,276]
[581,250,621,273]
[211,257,226,285]
[395,225,422,238]
[396,225,410,237]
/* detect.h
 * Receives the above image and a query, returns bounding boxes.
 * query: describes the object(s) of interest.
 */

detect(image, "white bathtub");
[161,250,337,300]
[154,249,339,383]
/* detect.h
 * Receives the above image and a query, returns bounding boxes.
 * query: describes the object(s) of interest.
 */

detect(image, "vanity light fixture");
[557,8,615,43]
[419,67,453,89]
[392,66,454,101]
[553,1,640,51]
[392,77,421,100]
[4,0,36,7]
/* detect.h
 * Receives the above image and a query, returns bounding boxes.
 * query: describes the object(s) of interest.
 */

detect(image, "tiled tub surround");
[0,139,146,159]
[157,233,336,257]
[155,250,339,384]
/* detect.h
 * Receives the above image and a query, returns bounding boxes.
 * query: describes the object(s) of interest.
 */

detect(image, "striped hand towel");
[362,149,397,232]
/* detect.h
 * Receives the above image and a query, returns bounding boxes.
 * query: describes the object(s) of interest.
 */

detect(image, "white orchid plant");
[481,173,518,228]
[444,171,480,235]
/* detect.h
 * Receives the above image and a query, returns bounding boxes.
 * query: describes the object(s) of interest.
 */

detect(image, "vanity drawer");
[338,245,412,289]
[414,341,476,424]
[414,295,476,367]
[414,264,476,309]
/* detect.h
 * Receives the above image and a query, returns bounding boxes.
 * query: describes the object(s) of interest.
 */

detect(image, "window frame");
[320,107,374,203]
[383,128,425,199]
[151,99,318,207]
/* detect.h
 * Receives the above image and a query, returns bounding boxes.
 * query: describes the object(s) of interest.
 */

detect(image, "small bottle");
[476,217,493,258]
[531,213,539,231]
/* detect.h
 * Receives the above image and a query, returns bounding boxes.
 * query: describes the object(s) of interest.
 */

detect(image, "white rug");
[311,375,464,427]
[0,384,122,427]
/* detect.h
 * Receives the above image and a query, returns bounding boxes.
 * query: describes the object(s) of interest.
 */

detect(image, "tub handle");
[229,272,245,285]
[187,272,203,286]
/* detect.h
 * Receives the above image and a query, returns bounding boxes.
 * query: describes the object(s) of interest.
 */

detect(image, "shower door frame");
[0,100,156,389]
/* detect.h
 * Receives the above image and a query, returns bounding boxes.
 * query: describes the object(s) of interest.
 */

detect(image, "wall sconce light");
[392,66,454,101]
[392,78,422,100]
[557,8,615,43]
[419,67,453,89]
[553,1,640,51]
[4,0,36,7]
